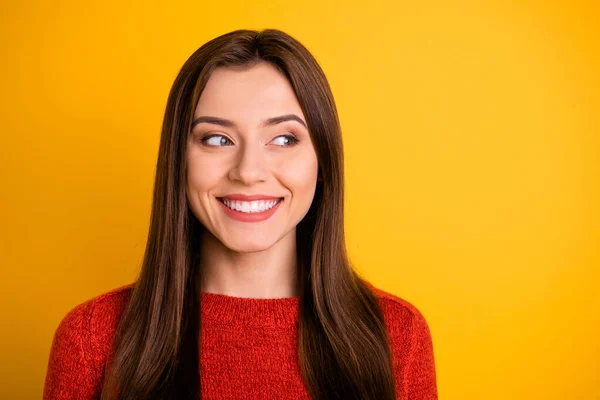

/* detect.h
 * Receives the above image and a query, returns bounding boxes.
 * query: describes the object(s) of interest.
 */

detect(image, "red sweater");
[43,282,438,399]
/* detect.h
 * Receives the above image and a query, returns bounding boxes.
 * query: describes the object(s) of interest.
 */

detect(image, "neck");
[199,227,300,299]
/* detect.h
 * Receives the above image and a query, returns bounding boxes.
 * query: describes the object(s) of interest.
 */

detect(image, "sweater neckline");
[200,291,300,328]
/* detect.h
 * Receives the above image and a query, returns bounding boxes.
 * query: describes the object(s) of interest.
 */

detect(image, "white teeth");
[222,198,281,213]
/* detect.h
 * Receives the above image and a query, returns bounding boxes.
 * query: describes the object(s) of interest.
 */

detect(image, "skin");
[186,62,319,299]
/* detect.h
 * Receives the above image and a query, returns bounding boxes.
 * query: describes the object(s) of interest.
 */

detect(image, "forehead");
[194,62,305,123]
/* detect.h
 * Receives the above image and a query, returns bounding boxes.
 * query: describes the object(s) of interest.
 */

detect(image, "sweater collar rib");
[200,291,300,328]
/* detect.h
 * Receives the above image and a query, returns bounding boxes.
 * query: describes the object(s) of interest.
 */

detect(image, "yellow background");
[1,0,598,398]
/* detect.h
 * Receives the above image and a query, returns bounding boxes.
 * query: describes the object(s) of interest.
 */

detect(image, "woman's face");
[186,62,319,253]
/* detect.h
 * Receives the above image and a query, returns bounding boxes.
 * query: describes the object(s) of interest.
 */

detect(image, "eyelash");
[200,134,300,147]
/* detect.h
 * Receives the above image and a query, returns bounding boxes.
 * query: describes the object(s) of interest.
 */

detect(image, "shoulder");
[50,282,134,360]
[361,279,435,364]
[362,279,438,398]
[87,283,134,355]
[362,279,432,335]
[43,283,134,399]
[57,283,134,347]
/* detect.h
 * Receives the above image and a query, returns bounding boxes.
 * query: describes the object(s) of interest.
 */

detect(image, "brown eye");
[202,134,233,147]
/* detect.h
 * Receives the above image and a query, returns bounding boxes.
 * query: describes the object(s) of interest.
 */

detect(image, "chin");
[221,236,279,253]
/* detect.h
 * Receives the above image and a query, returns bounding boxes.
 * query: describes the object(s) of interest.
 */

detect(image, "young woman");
[43,29,438,400]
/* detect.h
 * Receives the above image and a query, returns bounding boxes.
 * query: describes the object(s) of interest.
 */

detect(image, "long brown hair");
[100,29,396,400]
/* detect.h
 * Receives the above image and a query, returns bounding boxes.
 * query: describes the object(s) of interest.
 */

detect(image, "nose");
[228,141,269,185]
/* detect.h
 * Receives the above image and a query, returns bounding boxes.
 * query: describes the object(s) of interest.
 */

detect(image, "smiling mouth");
[217,197,284,214]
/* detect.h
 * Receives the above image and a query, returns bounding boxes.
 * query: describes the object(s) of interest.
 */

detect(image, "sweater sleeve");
[403,308,438,400]
[43,300,102,400]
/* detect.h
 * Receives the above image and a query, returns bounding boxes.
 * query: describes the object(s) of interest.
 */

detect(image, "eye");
[201,134,233,147]
[271,134,299,147]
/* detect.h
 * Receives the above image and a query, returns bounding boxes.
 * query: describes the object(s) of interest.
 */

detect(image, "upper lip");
[218,194,283,201]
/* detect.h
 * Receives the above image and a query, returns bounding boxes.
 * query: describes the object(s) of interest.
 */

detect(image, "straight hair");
[100,29,397,400]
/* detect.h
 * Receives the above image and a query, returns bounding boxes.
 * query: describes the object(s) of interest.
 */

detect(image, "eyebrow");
[191,114,308,130]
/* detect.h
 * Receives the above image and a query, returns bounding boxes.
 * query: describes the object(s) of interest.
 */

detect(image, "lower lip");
[217,198,283,223]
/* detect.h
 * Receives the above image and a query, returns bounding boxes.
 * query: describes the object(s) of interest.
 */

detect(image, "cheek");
[186,153,225,198]
[276,150,319,198]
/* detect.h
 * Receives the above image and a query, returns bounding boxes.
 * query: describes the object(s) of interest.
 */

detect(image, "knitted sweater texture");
[43,282,437,399]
